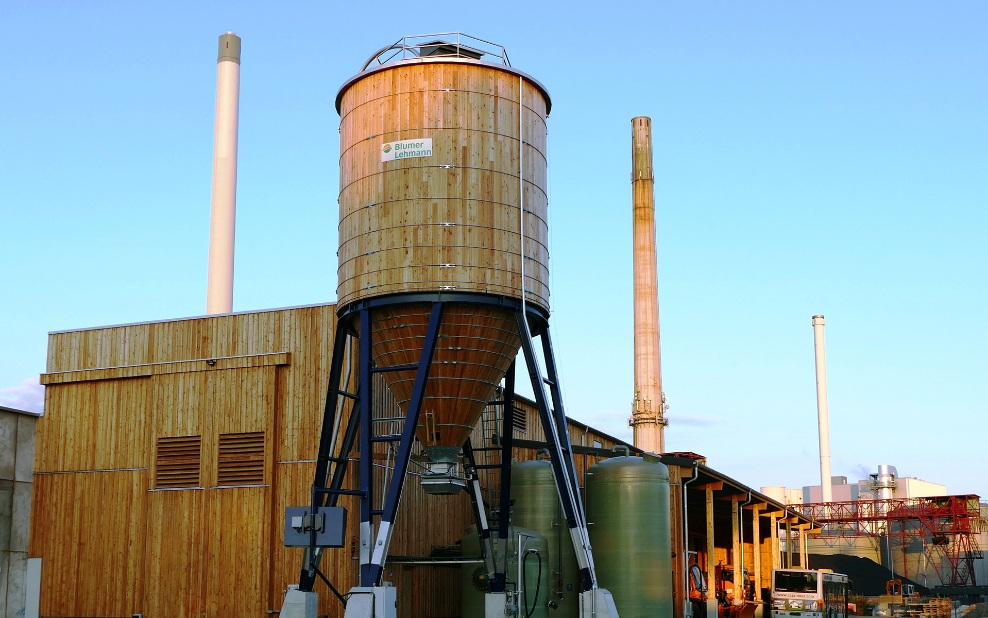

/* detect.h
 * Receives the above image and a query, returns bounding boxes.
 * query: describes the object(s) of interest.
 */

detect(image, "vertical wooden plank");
[145,490,207,617]
[31,471,147,616]
[203,488,267,616]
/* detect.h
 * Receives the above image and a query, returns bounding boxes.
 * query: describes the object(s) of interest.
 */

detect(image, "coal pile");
[807,554,929,597]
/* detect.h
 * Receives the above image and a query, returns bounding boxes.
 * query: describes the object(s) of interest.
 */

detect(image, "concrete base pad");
[580,588,620,617]
[279,589,318,618]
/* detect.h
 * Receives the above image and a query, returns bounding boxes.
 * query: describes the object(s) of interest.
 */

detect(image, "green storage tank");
[511,459,580,617]
[461,525,552,618]
[586,455,673,617]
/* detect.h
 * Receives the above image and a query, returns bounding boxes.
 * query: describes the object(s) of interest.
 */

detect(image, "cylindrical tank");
[888,519,936,586]
[335,37,552,457]
[511,459,579,617]
[586,455,673,617]
[461,525,551,618]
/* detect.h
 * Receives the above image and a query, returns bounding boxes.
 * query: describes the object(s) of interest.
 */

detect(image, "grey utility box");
[284,506,347,548]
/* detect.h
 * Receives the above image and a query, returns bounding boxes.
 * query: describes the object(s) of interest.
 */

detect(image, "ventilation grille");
[217,432,265,485]
[156,436,202,489]
[511,406,526,434]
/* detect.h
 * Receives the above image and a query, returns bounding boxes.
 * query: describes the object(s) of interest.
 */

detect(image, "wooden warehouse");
[31,303,810,617]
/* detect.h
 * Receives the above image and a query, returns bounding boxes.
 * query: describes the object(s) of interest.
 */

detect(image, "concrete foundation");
[280,589,318,618]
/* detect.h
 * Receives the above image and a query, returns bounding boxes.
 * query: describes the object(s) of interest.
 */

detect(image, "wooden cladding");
[155,435,202,489]
[369,304,521,450]
[336,61,551,310]
[217,432,265,485]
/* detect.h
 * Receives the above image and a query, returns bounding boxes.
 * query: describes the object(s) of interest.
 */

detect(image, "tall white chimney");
[812,315,833,503]
[206,32,241,314]
[629,117,667,453]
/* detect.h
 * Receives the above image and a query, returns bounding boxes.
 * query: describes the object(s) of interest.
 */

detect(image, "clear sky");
[2,2,985,499]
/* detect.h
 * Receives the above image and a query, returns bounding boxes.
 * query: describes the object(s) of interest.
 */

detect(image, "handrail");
[360,32,510,71]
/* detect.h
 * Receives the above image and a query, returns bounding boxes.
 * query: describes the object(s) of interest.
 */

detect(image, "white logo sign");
[381,138,433,162]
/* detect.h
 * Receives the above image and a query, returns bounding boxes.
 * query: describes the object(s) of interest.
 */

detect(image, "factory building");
[0,404,39,618]
[30,304,812,617]
[763,467,987,599]
[762,466,947,506]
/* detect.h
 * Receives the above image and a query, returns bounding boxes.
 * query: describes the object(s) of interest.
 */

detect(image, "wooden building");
[31,303,810,617]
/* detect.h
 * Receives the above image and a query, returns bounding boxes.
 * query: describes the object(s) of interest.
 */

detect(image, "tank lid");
[336,33,551,114]
[588,455,670,481]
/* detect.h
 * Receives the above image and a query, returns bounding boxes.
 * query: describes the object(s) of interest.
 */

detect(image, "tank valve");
[547,600,559,610]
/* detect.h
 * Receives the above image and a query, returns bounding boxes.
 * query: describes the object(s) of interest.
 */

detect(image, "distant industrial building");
[762,465,947,505]
[762,466,987,599]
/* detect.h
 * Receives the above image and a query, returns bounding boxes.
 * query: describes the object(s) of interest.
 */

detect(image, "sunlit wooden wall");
[34,305,335,616]
[31,304,628,617]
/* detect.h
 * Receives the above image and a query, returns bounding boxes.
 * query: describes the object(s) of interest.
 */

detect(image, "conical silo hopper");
[335,37,551,467]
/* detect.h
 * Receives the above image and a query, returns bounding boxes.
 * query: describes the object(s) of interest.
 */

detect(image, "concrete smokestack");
[206,32,241,314]
[812,315,833,503]
[629,117,667,453]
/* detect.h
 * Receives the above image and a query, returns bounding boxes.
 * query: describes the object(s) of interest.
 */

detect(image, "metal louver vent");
[155,435,202,489]
[511,406,526,433]
[217,432,265,485]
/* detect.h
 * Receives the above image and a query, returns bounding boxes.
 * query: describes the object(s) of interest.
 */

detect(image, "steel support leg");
[300,322,353,591]
[514,311,596,592]
[363,302,445,586]
[358,308,375,584]
[462,439,497,578]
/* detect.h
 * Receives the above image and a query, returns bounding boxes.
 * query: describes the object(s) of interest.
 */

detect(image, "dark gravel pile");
[807,553,929,597]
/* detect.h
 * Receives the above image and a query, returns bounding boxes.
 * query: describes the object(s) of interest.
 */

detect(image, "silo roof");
[335,55,552,115]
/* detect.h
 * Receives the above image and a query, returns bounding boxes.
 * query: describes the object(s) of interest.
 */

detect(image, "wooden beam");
[40,352,291,385]
[732,497,741,605]
[706,487,718,618]
[751,504,763,618]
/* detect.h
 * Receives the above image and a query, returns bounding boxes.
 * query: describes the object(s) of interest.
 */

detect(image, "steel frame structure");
[793,495,984,587]
[295,292,600,608]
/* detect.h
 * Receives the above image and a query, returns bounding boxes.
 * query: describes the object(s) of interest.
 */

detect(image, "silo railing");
[360,32,511,71]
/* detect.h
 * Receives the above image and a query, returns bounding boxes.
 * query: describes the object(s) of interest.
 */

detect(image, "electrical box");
[283,506,346,547]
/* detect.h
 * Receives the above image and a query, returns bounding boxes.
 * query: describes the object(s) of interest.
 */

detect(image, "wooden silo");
[334,41,552,456]
[297,35,615,610]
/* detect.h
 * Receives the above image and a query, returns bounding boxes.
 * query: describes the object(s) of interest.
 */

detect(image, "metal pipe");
[382,558,484,565]
[206,32,241,314]
[812,315,833,503]
[683,461,699,617]
[739,491,753,601]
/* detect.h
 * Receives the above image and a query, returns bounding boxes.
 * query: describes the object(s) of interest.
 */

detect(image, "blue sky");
[2,2,985,499]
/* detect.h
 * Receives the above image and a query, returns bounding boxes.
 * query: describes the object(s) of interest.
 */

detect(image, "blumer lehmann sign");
[381,138,433,162]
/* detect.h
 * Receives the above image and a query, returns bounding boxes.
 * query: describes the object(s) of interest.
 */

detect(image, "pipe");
[739,491,752,602]
[206,32,241,314]
[683,460,700,617]
[611,445,630,457]
[812,315,833,503]
[630,116,667,453]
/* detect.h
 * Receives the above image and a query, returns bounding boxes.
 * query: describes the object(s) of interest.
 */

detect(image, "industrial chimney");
[630,116,667,453]
[812,315,833,503]
[206,32,241,314]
